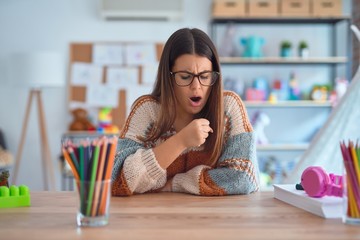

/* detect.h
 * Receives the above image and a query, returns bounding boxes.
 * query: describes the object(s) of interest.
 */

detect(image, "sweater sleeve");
[111,96,167,196]
[172,91,260,196]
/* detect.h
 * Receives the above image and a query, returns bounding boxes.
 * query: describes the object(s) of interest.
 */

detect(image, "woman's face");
[171,54,213,119]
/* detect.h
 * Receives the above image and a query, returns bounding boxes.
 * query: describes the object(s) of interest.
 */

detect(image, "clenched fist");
[177,118,213,148]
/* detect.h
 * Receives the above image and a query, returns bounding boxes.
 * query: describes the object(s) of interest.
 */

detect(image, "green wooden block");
[0,185,31,208]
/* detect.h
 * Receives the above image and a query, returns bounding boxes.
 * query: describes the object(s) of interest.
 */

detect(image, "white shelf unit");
[245,100,333,108]
[210,16,352,189]
[220,56,347,64]
[257,143,309,151]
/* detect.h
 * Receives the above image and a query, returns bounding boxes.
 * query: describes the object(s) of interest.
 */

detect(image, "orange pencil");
[99,136,118,214]
[62,147,80,181]
[104,136,118,180]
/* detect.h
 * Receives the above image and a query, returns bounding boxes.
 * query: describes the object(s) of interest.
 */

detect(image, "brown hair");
[149,28,224,166]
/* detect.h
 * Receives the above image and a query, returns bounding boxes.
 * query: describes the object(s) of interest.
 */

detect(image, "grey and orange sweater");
[111,91,259,196]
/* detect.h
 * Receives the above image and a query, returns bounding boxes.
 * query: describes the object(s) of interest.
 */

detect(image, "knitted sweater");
[111,91,259,196]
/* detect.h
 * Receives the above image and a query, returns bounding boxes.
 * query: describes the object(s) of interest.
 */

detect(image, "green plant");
[298,41,308,50]
[280,40,292,49]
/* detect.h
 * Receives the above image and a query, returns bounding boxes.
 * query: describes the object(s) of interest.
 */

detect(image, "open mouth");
[190,96,201,103]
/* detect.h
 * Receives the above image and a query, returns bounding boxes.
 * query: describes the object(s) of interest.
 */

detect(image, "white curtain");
[285,25,360,183]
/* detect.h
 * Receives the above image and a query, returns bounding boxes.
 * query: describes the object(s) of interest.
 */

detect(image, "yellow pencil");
[350,142,360,185]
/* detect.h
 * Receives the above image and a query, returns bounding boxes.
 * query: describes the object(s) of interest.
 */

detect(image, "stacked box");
[248,0,279,17]
[280,0,310,17]
[312,0,342,17]
[212,0,246,18]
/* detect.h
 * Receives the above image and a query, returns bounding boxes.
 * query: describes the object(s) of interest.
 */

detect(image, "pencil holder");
[61,135,118,227]
[342,166,360,225]
[76,179,111,227]
[340,140,360,225]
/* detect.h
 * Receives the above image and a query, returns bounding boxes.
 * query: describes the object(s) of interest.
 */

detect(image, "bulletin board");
[68,42,163,129]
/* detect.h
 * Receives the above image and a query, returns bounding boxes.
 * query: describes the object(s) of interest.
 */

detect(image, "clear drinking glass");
[76,179,111,227]
[61,134,117,227]
[342,164,360,225]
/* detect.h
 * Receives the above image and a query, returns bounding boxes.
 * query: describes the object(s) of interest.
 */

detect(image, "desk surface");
[0,191,359,240]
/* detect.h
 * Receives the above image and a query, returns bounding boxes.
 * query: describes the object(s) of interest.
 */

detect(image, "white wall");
[0,0,212,190]
[0,0,352,190]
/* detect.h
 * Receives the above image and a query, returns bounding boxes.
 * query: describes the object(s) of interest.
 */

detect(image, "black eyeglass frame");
[170,71,220,87]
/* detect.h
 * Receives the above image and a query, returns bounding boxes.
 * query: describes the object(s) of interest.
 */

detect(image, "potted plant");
[280,40,292,57]
[298,40,309,58]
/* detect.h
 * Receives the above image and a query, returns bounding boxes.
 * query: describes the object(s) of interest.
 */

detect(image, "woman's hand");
[153,119,213,170]
[177,118,213,148]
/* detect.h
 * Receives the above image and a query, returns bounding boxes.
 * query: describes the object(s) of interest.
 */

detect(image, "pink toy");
[301,166,343,198]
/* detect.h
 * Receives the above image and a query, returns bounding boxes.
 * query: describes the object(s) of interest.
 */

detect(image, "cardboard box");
[312,0,342,17]
[248,0,279,17]
[212,0,246,18]
[280,0,310,16]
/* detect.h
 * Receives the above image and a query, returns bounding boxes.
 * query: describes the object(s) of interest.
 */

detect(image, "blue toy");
[241,36,265,58]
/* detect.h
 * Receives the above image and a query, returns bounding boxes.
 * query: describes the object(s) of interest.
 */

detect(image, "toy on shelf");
[240,36,265,58]
[0,147,13,169]
[246,89,266,101]
[251,111,270,145]
[271,78,289,101]
[69,108,96,132]
[0,185,31,208]
[310,85,330,102]
[0,170,9,187]
[97,107,119,134]
[288,72,301,100]
[0,129,14,169]
[268,92,278,103]
[224,77,245,97]
[218,23,237,57]
[246,77,269,101]
[330,77,349,106]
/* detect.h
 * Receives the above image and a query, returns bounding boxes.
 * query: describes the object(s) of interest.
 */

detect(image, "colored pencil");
[86,140,100,216]
[63,135,117,217]
[67,146,79,173]
[99,136,118,214]
[62,147,80,181]
[91,137,108,216]
[340,140,360,219]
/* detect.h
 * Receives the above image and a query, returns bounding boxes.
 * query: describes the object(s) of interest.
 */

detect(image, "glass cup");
[342,166,360,225]
[61,134,118,227]
[76,179,111,227]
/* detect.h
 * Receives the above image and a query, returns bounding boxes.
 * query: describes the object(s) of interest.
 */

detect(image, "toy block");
[0,185,30,208]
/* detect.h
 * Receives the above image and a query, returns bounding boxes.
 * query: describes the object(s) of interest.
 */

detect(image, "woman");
[111,28,259,196]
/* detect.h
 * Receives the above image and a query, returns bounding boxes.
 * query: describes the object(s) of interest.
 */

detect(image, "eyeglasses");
[170,71,220,87]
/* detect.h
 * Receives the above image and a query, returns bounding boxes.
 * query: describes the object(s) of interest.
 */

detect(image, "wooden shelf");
[244,100,332,108]
[257,143,309,151]
[211,16,351,24]
[220,57,347,65]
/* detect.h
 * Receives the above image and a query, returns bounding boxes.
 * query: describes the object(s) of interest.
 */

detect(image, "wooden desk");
[0,192,359,240]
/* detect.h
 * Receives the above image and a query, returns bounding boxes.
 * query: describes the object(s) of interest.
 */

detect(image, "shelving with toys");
[210,14,352,190]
